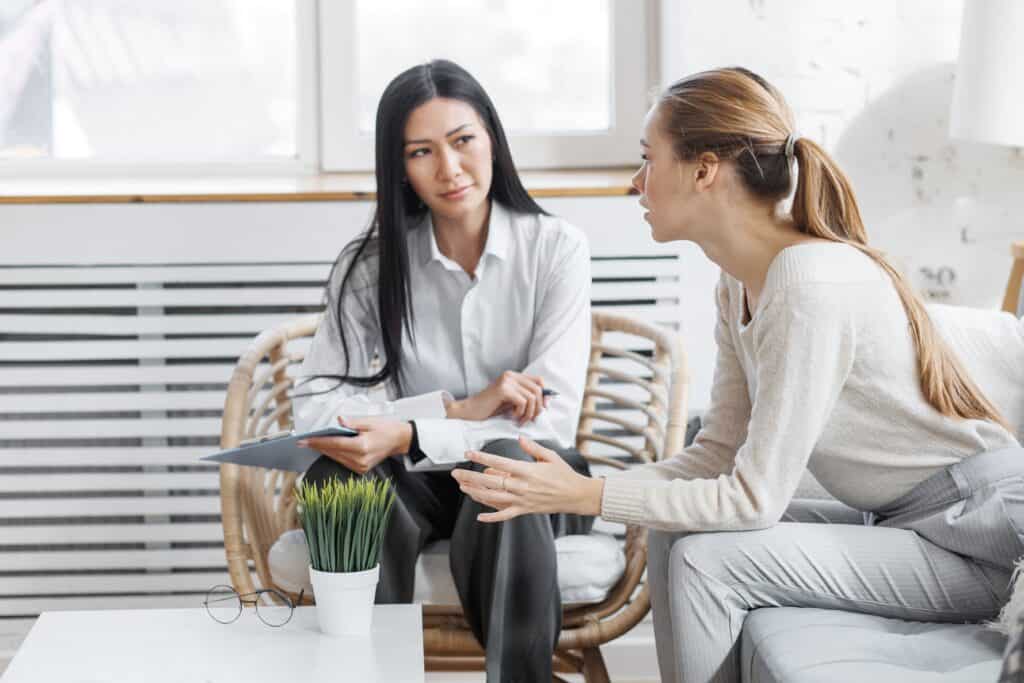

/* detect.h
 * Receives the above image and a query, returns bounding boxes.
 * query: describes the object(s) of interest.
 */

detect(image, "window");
[0,0,301,167]
[320,0,650,170]
[0,0,650,173]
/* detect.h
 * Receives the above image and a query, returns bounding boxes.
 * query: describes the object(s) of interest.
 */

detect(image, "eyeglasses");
[202,584,304,628]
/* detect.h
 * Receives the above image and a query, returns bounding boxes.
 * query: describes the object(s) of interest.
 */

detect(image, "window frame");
[318,0,653,171]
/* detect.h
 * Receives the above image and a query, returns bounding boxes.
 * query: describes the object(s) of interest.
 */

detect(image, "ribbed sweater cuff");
[600,476,649,525]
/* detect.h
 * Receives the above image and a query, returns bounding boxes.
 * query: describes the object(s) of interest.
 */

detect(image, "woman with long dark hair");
[453,67,1024,682]
[293,60,593,682]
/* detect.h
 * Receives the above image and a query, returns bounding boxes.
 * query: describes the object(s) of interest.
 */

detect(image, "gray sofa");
[741,606,1006,682]
[674,301,1024,683]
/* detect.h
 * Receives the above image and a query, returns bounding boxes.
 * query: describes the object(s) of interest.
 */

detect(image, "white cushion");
[269,529,626,605]
[929,304,1024,441]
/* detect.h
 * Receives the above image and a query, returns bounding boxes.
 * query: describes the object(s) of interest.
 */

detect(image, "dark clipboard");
[201,426,358,472]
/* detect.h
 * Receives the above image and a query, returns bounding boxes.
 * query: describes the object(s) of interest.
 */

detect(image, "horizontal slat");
[0,473,219,493]
[0,417,223,440]
[583,435,647,456]
[589,383,662,404]
[0,448,214,468]
[0,313,305,336]
[0,523,224,545]
[0,260,676,286]
[0,572,229,597]
[0,391,228,414]
[599,332,657,352]
[0,281,678,308]
[590,303,683,324]
[591,281,680,301]
[0,495,220,519]
[598,358,659,378]
[0,263,331,286]
[0,338,314,362]
[2,308,679,337]
[590,259,680,278]
[0,287,324,309]
[0,594,217,617]
[0,617,36,662]
[0,363,245,388]
[0,549,226,572]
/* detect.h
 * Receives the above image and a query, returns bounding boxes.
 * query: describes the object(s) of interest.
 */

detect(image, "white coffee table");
[2,605,423,683]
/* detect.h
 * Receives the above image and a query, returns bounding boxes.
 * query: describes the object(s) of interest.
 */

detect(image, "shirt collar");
[418,200,511,270]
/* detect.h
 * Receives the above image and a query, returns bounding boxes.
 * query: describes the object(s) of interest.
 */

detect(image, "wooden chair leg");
[581,647,611,683]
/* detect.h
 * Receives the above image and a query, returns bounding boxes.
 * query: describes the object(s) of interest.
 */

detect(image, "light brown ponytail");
[659,67,1011,431]
[789,137,1011,430]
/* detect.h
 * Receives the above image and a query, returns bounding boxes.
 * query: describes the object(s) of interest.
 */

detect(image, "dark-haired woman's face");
[403,97,493,223]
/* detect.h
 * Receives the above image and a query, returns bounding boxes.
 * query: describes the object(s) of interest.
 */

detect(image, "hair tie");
[784,133,798,162]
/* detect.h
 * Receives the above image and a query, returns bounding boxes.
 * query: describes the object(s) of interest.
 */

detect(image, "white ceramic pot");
[308,564,379,636]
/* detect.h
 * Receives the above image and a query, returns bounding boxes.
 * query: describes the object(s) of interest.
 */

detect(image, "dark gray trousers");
[303,438,594,683]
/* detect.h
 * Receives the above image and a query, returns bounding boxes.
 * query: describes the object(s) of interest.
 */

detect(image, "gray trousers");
[649,447,1024,683]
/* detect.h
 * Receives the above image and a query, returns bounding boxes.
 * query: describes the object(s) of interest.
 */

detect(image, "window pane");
[356,0,611,134]
[0,1,296,162]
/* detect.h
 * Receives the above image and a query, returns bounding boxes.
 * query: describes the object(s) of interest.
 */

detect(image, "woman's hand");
[297,416,412,475]
[447,371,549,425]
[451,436,605,522]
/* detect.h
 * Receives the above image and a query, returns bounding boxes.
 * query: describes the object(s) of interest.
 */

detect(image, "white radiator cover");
[0,196,718,667]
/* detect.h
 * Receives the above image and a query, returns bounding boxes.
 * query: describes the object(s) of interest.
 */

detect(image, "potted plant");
[295,476,396,636]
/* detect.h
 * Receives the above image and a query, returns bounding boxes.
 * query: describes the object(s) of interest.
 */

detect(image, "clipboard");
[201,426,358,472]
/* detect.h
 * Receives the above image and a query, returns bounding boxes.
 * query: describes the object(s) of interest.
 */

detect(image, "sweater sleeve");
[600,285,856,531]
[613,274,751,483]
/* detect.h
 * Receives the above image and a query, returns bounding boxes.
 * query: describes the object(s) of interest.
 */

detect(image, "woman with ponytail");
[453,67,1024,682]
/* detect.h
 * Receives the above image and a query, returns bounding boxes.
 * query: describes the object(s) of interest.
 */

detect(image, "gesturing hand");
[447,371,549,425]
[450,436,605,522]
[297,416,412,475]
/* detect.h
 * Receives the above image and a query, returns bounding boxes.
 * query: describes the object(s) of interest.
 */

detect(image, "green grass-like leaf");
[295,476,397,573]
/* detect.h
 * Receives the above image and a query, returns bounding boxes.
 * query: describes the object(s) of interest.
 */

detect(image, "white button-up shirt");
[294,201,591,469]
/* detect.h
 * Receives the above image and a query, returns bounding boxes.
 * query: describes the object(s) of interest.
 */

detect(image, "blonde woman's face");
[632,107,685,242]
[630,106,706,244]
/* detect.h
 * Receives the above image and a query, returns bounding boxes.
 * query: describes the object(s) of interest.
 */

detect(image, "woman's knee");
[666,532,738,586]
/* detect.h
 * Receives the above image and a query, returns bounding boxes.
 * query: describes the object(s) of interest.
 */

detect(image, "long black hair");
[321,60,547,395]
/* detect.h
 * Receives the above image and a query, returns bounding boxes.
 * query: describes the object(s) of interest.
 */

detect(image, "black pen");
[541,388,559,397]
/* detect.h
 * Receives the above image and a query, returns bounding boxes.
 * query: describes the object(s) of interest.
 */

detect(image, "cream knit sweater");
[600,242,1023,532]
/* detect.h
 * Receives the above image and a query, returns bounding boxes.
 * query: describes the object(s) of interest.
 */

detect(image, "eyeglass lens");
[255,588,294,627]
[204,585,242,624]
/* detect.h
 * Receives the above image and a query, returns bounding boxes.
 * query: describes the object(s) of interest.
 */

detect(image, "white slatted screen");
[0,252,684,639]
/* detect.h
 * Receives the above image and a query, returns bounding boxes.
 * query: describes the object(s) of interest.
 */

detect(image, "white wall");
[660,0,1024,307]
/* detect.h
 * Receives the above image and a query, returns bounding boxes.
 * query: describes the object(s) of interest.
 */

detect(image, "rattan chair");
[218,311,687,683]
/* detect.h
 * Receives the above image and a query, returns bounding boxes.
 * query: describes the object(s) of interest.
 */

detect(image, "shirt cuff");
[406,422,426,464]
[391,391,450,420]
[599,475,649,526]
[413,417,469,466]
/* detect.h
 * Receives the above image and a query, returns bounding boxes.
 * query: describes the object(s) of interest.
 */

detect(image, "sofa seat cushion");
[741,607,1006,683]
[269,529,625,606]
